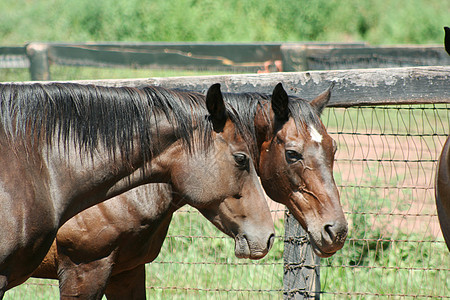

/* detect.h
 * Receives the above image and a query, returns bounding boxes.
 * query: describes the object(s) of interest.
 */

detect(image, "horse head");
[170,84,275,259]
[258,83,347,258]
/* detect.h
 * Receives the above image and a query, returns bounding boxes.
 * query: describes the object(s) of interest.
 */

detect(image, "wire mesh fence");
[320,104,450,299]
[6,102,449,299]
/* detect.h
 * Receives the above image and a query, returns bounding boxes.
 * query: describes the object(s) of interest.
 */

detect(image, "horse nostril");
[323,223,336,242]
[323,221,348,244]
[267,233,275,250]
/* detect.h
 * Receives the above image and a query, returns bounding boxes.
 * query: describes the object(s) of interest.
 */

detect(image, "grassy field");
[1,0,448,45]
[1,0,448,82]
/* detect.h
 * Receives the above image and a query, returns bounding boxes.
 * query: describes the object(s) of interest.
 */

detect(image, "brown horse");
[436,136,450,251]
[32,83,347,299]
[0,82,275,298]
[435,26,450,251]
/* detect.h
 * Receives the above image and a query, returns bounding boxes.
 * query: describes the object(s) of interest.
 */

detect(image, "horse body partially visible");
[32,84,348,299]
[435,26,450,251]
[0,83,274,297]
[34,185,175,299]
[436,136,450,250]
[0,125,57,289]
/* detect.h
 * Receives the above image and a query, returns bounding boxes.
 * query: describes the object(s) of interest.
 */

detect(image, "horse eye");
[233,153,249,169]
[285,150,303,164]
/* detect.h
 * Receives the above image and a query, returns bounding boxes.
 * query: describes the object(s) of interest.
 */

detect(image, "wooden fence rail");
[55,66,450,106]
[2,42,449,80]
[282,44,450,71]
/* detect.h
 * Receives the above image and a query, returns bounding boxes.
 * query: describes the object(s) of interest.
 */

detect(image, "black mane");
[0,82,321,165]
[0,83,236,163]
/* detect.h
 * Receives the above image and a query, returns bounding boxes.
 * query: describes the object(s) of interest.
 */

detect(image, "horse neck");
[43,114,184,226]
[119,183,179,224]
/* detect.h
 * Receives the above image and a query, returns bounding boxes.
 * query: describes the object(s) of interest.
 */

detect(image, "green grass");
[1,0,448,83]
[4,282,59,299]
[1,0,448,45]
[321,236,449,298]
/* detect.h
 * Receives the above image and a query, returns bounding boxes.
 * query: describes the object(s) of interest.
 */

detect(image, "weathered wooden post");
[26,43,50,81]
[283,210,320,299]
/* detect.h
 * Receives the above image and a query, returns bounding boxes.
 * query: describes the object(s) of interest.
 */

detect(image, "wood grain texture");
[52,66,450,107]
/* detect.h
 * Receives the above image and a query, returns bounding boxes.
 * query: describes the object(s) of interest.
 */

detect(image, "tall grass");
[1,0,448,82]
[1,0,448,45]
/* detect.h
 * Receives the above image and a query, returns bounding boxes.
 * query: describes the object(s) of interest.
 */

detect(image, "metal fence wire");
[6,104,450,300]
[317,104,450,299]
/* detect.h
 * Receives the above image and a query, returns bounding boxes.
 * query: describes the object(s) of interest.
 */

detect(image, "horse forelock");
[222,92,269,160]
[221,92,324,158]
[224,91,322,132]
[287,96,323,134]
[0,83,215,163]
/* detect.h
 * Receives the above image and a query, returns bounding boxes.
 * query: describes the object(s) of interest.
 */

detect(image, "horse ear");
[206,83,227,131]
[310,82,334,116]
[271,83,289,122]
[444,26,450,56]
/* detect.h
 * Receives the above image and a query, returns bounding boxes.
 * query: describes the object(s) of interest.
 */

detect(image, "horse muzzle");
[307,219,348,258]
[234,232,275,259]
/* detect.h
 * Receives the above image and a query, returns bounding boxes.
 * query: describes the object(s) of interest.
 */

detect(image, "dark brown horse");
[32,83,347,299]
[436,136,450,251]
[435,26,450,251]
[0,82,275,298]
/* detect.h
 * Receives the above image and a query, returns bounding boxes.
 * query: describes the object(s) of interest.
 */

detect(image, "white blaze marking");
[309,126,322,143]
